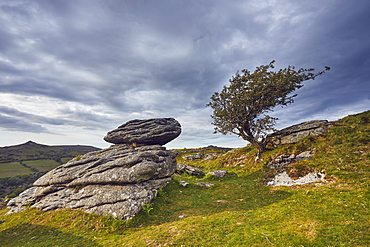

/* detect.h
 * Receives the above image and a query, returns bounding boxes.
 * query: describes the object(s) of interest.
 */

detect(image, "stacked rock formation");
[7,118,181,220]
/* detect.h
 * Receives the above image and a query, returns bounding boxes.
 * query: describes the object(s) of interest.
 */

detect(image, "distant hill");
[0,141,100,163]
[0,141,101,198]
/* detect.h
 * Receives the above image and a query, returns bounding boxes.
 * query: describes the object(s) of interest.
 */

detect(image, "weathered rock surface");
[206,170,227,178]
[7,118,181,220]
[176,164,204,177]
[179,181,189,187]
[104,118,181,145]
[267,150,314,169]
[34,145,176,187]
[196,182,214,187]
[183,153,204,160]
[266,120,331,148]
[267,171,326,186]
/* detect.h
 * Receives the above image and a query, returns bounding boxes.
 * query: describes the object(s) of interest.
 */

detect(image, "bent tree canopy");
[206,60,330,157]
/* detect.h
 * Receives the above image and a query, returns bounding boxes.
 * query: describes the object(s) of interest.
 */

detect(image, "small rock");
[176,164,204,177]
[267,151,314,169]
[196,182,214,187]
[203,154,214,161]
[206,170,227,177]
[179,181,189,187]
[267,154,296,169]
[295,150,314,161]
[183,153,204,160]
[216,200,228,203]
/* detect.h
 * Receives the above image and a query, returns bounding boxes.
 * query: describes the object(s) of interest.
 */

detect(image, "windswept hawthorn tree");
[206,60,330,158]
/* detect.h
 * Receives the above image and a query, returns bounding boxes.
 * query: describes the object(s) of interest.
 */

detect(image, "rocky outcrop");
[176,164,204,177]
[104,118,181,145]
[183,153,215,161]
[266,150,326,186]
[7,118,181,220]
[267,151,314,169]
[266,120,331,148]
[183,153,205,160]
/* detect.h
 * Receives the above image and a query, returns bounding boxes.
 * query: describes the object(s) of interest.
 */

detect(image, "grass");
[23,159,61,172]
[0,110,369,246]
[128,170,292,227]
[0,141,99,163]
[0,159,60,179]
[0,162,33,178]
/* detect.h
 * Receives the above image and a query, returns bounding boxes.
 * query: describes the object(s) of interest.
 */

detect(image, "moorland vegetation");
[0,110,369,246]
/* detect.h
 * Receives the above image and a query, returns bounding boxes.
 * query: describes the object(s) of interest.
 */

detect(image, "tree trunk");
[238,126,266,161]
[250,141,266,162]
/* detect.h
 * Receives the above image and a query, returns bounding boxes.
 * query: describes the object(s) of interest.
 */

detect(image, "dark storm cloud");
[0,104,114,133]
[0,0,369,147]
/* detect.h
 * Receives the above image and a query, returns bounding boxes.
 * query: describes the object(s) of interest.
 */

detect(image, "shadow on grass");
[130,169,292,227]
[0,223,102,247]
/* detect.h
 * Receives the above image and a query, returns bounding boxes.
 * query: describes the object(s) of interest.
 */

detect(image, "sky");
[0,0,369,149]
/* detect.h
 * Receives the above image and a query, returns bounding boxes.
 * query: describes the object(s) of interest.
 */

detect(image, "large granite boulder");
[266,120,331,148]
[104,118,181,145]
[7,118,181,220]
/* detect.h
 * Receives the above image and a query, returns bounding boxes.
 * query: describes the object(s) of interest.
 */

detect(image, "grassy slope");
[0,142,101,197]
[0,111,369,246]
[22,159,61,173]
[0,162,34,178]
[0,141,100,164]
[0,160,62,178]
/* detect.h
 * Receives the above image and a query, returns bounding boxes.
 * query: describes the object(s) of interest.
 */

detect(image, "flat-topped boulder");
[104,118,181,145]
[7,118,182,220]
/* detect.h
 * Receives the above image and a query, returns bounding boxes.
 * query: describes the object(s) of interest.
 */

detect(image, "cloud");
[0,0,369,148]
[0,105,67,125]
[0,113,50,133]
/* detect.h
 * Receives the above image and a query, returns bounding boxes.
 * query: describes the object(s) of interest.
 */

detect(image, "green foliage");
[207,61,330,155]
[141,203,154,215]
[74,155,82,161]
[0,172,46,198]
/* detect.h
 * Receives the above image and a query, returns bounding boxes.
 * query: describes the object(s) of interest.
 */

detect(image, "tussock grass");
[0,110,369,246]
